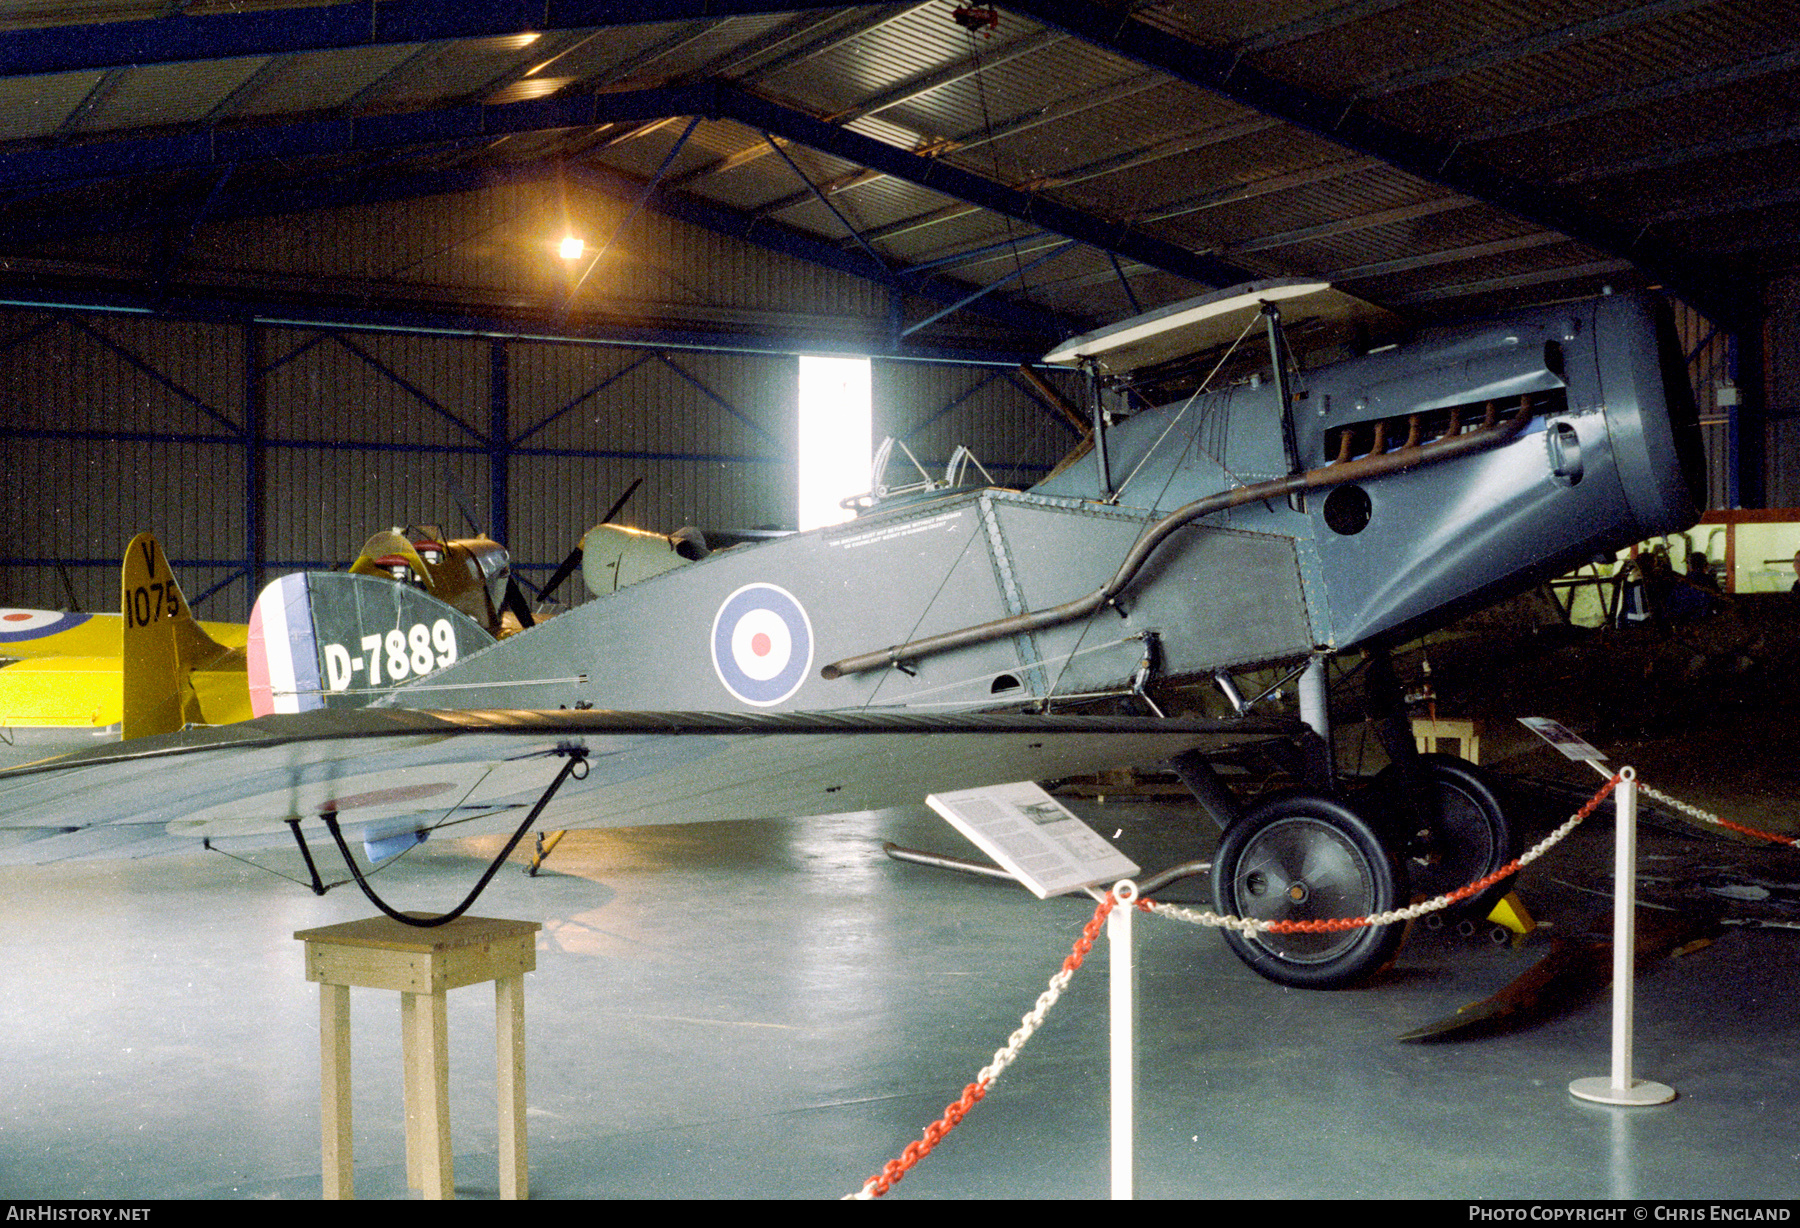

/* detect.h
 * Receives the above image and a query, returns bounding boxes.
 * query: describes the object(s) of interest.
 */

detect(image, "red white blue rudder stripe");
[710,583,813,708]
[247,573,323,716]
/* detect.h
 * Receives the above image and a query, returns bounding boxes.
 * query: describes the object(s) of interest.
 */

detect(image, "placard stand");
[924,782,1144,1198]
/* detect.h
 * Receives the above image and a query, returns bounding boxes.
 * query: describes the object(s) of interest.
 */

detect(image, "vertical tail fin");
[119,531,232,740]
[247,571,495,717]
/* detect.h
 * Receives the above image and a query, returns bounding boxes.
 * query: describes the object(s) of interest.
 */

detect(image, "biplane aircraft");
[0,280,1704,988]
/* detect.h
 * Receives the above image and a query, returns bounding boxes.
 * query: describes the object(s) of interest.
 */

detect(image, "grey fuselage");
[378,292,1702,717]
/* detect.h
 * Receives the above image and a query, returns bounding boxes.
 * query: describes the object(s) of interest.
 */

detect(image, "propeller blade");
[537,478,642,607]
[537,546,584,607]
[502,577,536,630]
[599,477,643,526]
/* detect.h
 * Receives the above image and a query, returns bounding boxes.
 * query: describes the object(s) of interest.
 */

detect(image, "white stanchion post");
[1108,880,1137,1200]
[1570,767,1676,1106]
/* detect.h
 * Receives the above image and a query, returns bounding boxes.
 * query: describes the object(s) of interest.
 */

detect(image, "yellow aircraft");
[346,525,532,637]
[3,522,613,770]
[0,532,249,767]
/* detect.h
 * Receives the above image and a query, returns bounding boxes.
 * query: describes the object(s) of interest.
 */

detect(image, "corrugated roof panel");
[363,37,552,110]
[960,80,1267,194]
[505,18,702,87]
[1134,0,1367,50]
[0,68,100,141]
[1311,218,1557,281]
[869,36,1170,163]
[1670,200,1800,263]
[1268,209,1556,281]
[1245,0,1618,99]
[877,206,1025,266]
[646,11,880,86]
[228,43,430,117]
[754,2,1006,115]
[579,117,752,189]
[69,55,269,134]
[525,14,835,92]
[1367,0,1800,138]
[1044,125,1355,222]
[1150,163,1450,252]
[1478,60,1800,191]
[1351,234,1603,298]
[800,174,971,240]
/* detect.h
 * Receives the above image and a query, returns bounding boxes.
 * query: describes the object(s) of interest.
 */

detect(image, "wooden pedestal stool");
[294,914,542,1200]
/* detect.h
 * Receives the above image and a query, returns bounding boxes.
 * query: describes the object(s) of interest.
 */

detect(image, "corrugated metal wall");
[874,360,1079,489]
[3,312,249,615]
[3,311,1063,621]
[1669,295,1732,511]
[505,342,797,578]
[3,174,1076,620]
[1761,273,1800,510]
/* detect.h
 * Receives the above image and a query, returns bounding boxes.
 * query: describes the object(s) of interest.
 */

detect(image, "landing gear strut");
[1198,649,1515,989]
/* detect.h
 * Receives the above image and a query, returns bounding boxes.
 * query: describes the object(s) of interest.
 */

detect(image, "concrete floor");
[1,764,1797,1201]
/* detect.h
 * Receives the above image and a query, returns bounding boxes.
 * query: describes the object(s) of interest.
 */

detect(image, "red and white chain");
[1636,781,1800,848]
[846,891,1119,1199]
[1146,772,1621,936]
[847,768,1800,1197]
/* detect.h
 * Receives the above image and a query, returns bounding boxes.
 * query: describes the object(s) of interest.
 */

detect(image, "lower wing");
[0,707,1294,865]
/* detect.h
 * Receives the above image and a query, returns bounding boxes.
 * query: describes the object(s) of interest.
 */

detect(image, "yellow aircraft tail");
[119,532,246,739]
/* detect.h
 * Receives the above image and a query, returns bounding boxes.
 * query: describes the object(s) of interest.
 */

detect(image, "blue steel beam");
[0,2,844,78]
[0,283,1049,367]
[0,82,1247,294]
[901,240,1077,338]
[0,165,1077,347]
[0,0,1750,322]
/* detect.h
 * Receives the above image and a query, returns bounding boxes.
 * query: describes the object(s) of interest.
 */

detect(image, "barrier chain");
[847,891,1118,1200]
[1148,771,1621,936]
[1636,782,1800,848]
[845,769,1699,1198]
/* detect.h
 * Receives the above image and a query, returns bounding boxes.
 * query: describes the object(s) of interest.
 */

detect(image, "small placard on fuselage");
[1518,716,1608,762]
[926,781,1140,899]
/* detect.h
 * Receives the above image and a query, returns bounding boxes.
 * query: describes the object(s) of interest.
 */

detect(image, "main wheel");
[1212,790,1409,989]
[1374,754,1518,914]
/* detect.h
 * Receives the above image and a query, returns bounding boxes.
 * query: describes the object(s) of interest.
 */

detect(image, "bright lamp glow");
[797,355,872,531]
[558,235,585,260]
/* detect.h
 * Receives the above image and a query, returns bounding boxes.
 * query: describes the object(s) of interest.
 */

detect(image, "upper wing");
[0,707,1295,864]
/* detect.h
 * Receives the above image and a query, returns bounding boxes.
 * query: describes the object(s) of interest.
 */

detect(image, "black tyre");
[1211,790,1409,989]
[1374,754,1518,914]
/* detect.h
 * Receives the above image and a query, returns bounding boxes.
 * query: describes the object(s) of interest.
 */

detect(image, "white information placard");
[1518,716,1608,762]
[926,781,1139,899]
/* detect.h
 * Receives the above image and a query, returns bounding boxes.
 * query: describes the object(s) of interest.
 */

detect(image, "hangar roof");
[0,1,1792,350]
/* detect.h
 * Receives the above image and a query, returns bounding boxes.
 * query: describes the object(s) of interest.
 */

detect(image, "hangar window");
[797,355,872,531]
